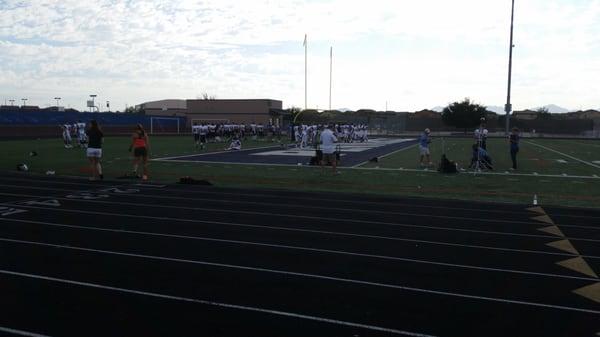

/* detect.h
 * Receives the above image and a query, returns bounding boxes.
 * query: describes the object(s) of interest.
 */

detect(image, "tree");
[124,106,140,114]
[198,92,217,100]
[356,109,376,125]
[536,107,552,120]
[286,106,302,124]
[442,98,488,132]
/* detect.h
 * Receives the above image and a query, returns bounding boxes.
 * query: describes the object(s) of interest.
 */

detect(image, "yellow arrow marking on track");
[527,206,546,215]
[531,214,554,224]
[557,257,599,278]
[573,282,600,304]
[537,226,565,238]
[546,240,580,255]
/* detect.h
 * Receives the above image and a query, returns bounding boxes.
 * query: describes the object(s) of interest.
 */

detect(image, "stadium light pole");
[107,101,110,113]
[9,99,15,106]
[504,0,515,136]
[54,97,61,107]
[329,46,333,111]
[21,98,27,107]
[304,34,308,111]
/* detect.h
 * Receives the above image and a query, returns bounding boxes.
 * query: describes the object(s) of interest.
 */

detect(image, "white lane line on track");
[0,269,434,337]
[4,176,600,221]
[525,141,600,170]
[3,217,598,262]
[0,178,540,217]
[82,190,600,230]
[2,196,599,243]
[2,240,600,315]
[0,183,585,229]
[0,327,51,337]
[1,221,596,281]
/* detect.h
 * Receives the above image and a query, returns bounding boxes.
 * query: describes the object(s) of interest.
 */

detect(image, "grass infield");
[2,135,600,208]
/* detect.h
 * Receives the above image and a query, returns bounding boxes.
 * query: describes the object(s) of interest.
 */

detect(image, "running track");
[0,172,598,337]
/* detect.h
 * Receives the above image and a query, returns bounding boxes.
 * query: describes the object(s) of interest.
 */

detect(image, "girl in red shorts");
[129,124,150,180]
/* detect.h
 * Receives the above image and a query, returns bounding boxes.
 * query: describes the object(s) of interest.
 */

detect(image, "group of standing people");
[418,121,521,171]
[191,122,281,150]
[60,121,87,149]
[469,120,520,171]
[68,121,150,181]
[293,124,369,149]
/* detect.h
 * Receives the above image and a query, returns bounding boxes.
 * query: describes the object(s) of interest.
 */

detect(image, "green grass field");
[361,137,600,176]
[2,135,600,208]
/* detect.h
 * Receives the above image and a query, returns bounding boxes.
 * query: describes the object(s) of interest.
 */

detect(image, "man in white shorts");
[85,120,104,181]
[419,128,432,167]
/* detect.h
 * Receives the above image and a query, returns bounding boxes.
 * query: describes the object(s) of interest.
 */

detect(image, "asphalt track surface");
[0,172,599,337]
[158,139,418,167]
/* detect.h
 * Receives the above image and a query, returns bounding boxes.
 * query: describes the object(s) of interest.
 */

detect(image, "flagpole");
[304,34,307,111]
[329,46,332,111]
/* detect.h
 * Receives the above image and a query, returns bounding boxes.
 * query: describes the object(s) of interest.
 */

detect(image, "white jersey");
[192,125,200,134]
[320,128,338,154]
[77,123,86,135]
[228,139,241,150]
[474,128,488,141]
[200,125,208,135]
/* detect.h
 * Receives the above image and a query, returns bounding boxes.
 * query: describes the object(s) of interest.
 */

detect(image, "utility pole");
[329,46,333,111]
[304,34,308,111]
[505,0,516,136]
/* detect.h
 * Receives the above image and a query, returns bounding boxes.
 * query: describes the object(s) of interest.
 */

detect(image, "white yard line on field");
[525,141,600,170]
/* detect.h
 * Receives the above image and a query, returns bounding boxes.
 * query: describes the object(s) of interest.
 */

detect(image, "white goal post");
[150,117,181,135]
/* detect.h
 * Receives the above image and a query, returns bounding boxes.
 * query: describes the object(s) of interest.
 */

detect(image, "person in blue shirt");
[509,127,520,170]
[419,128,432,167]
[470,143,493,170]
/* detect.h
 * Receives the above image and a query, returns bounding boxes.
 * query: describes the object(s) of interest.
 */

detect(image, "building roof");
[137,99,187,110]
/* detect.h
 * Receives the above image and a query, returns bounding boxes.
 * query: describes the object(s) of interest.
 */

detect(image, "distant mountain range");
[432,104,572,114]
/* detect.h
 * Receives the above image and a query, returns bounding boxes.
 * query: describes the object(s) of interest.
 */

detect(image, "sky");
[0,0,599,112]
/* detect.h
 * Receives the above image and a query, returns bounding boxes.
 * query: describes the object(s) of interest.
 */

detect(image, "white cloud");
[0,0,599,111]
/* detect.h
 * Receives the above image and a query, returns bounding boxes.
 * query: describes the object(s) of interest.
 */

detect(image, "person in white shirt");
[226,137,242,150]
[200,124,209,148]
[474,118,488,149]
[76,121,87,148]
[300,126,308,149]
[61,123,72,148]
[192,123,201,149]
[320,124,339,174]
